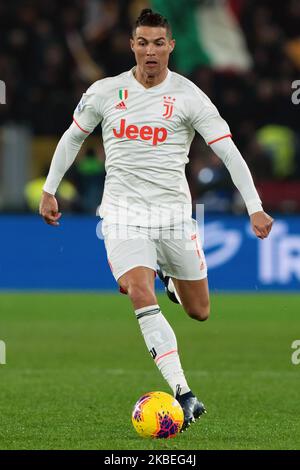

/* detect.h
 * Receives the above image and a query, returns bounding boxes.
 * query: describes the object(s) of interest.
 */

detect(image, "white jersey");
[44,67,262,225]
[73,68,231,226]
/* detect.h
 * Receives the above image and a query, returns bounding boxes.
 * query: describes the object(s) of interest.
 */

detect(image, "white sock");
[135,304,190,396]
[168,278,182,305]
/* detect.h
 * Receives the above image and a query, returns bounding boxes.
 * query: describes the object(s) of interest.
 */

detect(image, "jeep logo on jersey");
[163,96,176,119]
[113,119,168,146]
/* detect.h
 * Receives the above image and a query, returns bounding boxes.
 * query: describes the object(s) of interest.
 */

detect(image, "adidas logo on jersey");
[115,101,127,110]
[113,119,168,146]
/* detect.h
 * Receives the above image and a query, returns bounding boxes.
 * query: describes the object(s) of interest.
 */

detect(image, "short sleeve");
[188,86,231,145]
[73,82,103,134]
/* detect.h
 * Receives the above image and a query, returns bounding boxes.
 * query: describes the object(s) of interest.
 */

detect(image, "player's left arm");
[249,210,273,240]
[210,137,273,239]
[188,87,273,239]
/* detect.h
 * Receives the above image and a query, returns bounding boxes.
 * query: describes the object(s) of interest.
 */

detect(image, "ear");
[169,39,175,53]
[130,38,135,52]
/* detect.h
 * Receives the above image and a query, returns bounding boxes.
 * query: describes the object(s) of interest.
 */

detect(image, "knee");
[124,281,155,306]
[186,302,210,322]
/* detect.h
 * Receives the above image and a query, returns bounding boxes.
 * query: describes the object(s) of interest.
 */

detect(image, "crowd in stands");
[0,0,299,213]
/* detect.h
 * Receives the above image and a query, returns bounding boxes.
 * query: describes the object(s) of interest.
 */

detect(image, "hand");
[250,211,273,239]
[39,191,62,227]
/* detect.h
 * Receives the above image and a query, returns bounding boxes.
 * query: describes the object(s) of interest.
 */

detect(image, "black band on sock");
[136,307,160,320]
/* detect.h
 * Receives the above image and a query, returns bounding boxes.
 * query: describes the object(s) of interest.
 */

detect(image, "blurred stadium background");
[0,0,300,450]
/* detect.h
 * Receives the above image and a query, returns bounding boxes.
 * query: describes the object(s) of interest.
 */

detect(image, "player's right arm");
[39,83,102,226]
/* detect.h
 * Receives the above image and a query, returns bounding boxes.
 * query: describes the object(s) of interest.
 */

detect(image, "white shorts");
[102,219,207,281]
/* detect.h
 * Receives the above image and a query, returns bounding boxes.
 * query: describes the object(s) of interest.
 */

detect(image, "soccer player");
[39,9,273,431]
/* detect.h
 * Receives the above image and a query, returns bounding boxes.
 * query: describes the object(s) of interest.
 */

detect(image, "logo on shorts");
[163,96,176,119]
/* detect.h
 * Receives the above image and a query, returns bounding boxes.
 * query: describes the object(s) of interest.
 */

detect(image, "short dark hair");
[132,8,172,38]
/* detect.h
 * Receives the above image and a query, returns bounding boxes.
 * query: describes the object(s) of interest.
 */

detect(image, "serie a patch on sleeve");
[76,95,87,113]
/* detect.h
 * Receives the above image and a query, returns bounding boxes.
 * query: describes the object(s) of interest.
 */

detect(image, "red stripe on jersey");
[73,116,89,134]
[208,134,232,145]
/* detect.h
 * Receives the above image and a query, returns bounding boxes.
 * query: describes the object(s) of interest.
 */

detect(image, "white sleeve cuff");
[246,200,263,216]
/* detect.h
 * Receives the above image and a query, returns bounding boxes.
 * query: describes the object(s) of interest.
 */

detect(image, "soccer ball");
[131,391,184,438]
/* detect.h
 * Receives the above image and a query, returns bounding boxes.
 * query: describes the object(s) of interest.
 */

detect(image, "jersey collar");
[128,67,171,91]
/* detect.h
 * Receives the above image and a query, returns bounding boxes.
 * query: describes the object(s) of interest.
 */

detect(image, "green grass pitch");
[0,292,299,450]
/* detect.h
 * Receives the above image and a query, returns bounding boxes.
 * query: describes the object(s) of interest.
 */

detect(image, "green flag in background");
[151,0,252,75]
[151,0,210,74]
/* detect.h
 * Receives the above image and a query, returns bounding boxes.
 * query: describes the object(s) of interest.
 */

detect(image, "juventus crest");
[163,96,176,119]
